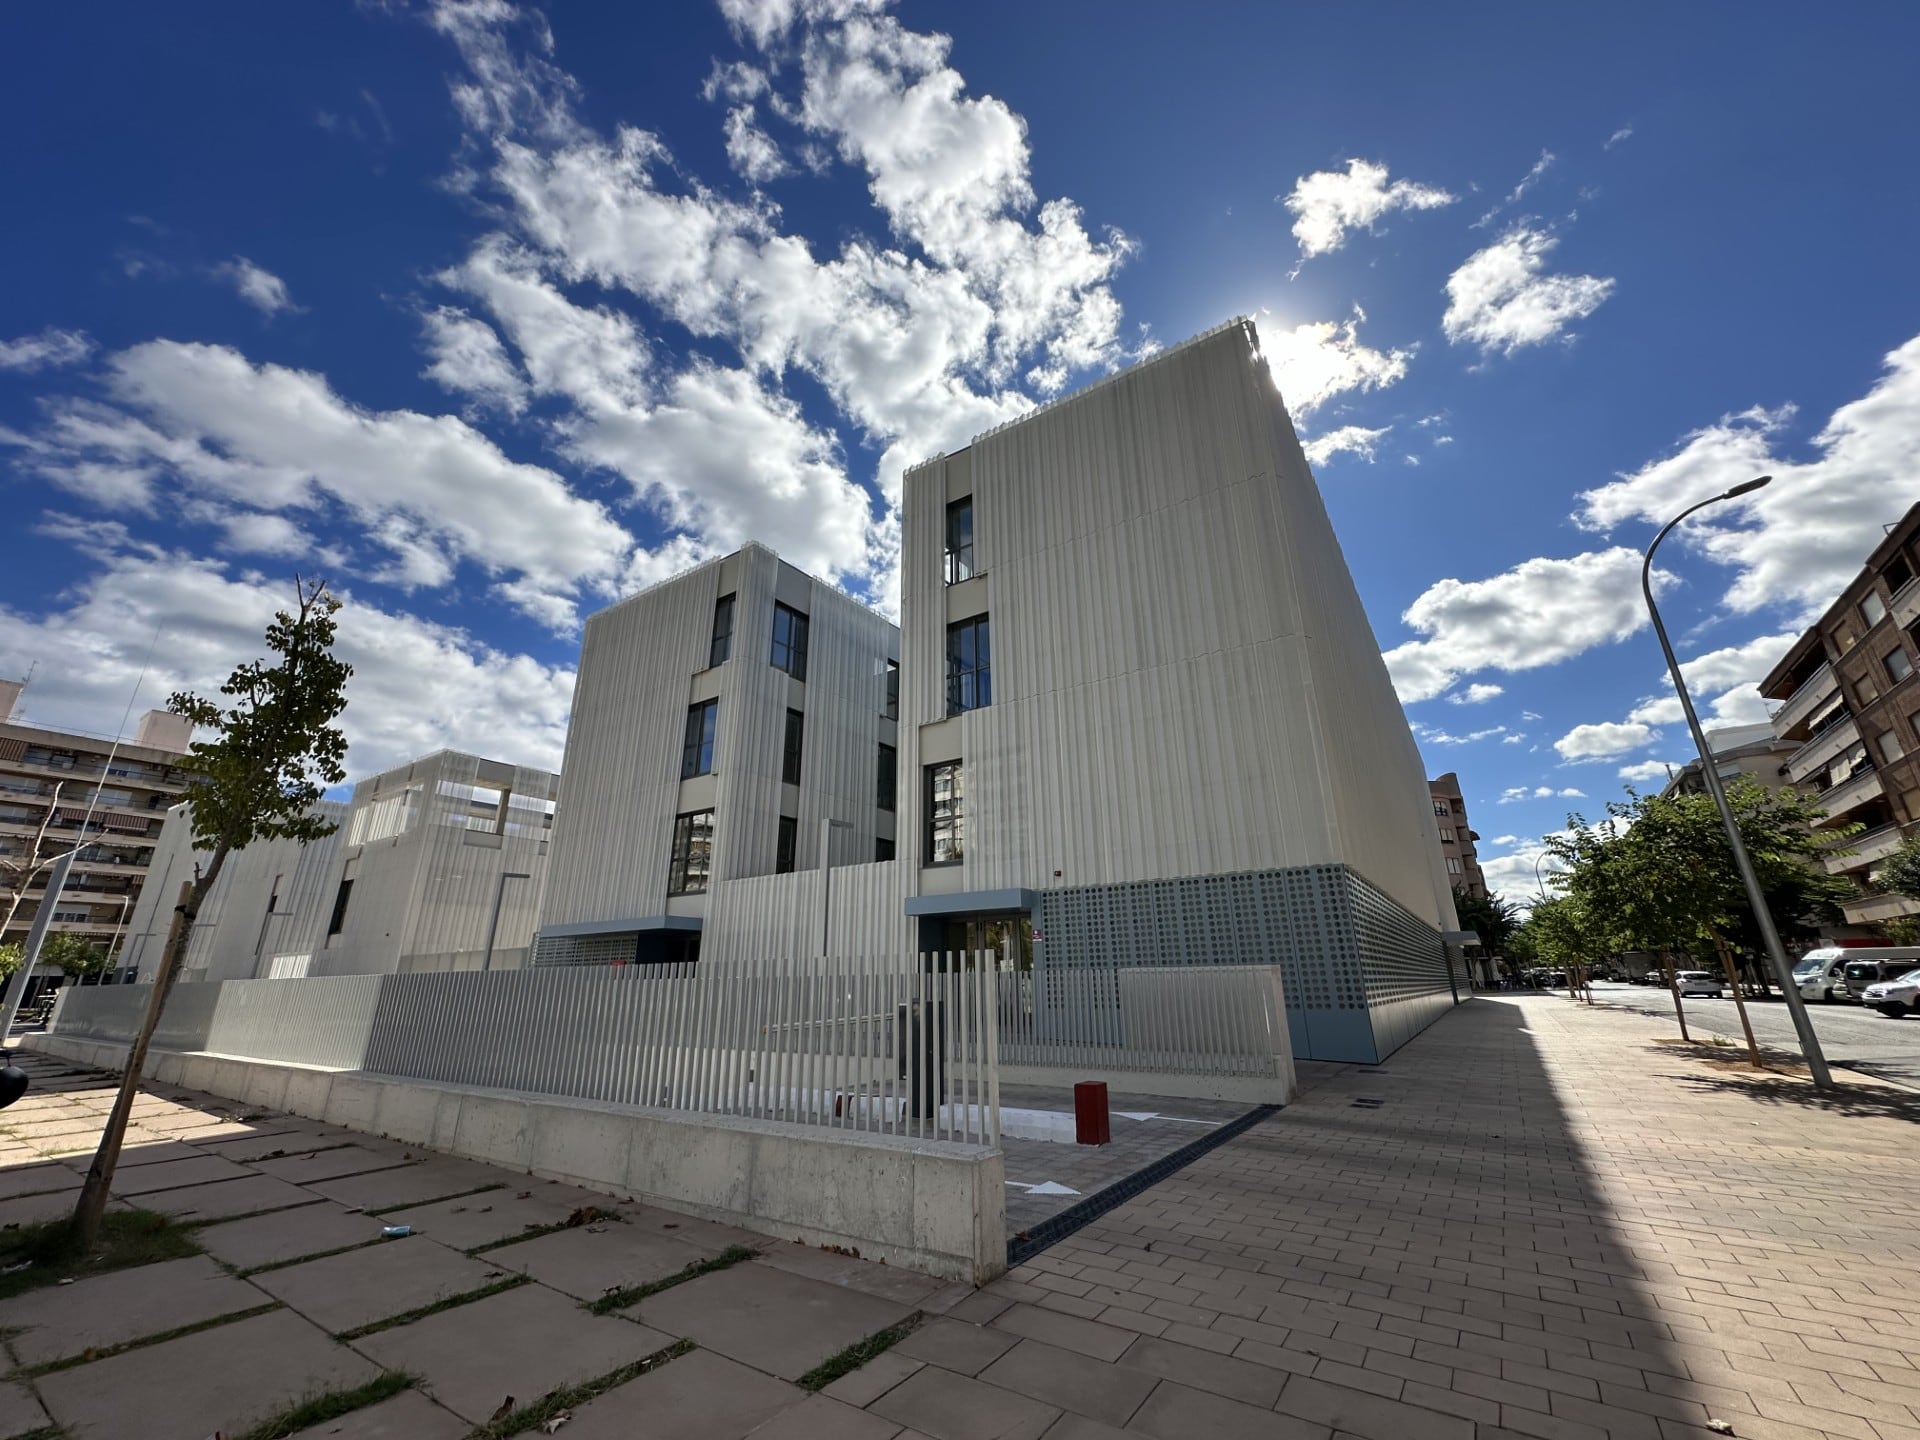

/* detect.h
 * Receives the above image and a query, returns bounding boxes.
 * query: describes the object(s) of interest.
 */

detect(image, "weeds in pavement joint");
[335,1274,529,1342]
[0,1209,202,1303]
[796,1312,926,1392]
[585,1245,757,1315]
[465,1340,694,1439]
[18,1302,283,1379]
[231,1370,415,1440]
[365,1183,505,1217]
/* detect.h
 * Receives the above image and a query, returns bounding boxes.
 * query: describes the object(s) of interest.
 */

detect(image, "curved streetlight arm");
[1640,479,1834,1088]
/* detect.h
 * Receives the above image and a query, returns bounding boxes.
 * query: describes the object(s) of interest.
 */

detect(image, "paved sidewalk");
[1,994,1916,1439]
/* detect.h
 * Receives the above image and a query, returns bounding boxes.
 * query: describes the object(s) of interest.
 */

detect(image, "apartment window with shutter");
[781,710,805,785]
[1862,591,1888,628]
[668,810,714,895]
[946,616,991,714]
[1886,647,1914,685]
[775,816,798,874]
[1446,856,1463,876]
[709,594,735,667]
[877,743,896,812]
[682,700,718,779]
[945,497,974,584]
[1879,729,1905,764]
[1432,800,1449,818]
[771,603,809,681]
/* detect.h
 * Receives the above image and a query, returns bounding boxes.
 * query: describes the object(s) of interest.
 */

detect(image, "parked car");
[1644,969,1668,988]
[1846,957,1920,1002]
[1793,948,1856,1003]
[1863,968,1920,1018]
[1675,970,1723,998]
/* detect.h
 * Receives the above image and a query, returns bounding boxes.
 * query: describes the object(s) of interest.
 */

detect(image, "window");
[945,496,974,584]
[1862,591,1888,628]
[775,816,798,874]
[668,810,714,895]
[709,594,735,668]
[1432,800,1449,817]
[771,603,809,681]
[782,709,805,786]
[327,879,354,937]
[876,838,895,862]
[946,616,992,714]
[1446,856,1463,876]
[1878,729,1904,764]
[877,744,897,812]
[1886,647,1914,684]
[1887,553,1915,594]
[1438,827,1454,843]
[682,700,718,779]
[883,660,899,722]
[926,762,963,864]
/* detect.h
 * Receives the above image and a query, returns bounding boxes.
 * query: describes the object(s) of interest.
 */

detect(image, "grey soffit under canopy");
[903,889,1039,917]
[537,915,704,939]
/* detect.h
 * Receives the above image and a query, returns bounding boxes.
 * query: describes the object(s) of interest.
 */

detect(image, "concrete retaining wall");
[23,1033,1006,1285]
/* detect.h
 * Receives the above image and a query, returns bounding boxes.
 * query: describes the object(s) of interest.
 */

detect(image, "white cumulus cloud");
[1448,683,1505,705]
[1301,425,1389,467]
[1281,158,1454,262]
[1555,721,1657,761]
[0,328,95,372]
[213,256,302,317]
[1260,308,1410,419]
[1442,227,1614,355]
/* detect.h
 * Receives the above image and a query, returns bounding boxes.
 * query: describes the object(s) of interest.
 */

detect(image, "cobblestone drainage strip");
[1005,1104,1281,1269]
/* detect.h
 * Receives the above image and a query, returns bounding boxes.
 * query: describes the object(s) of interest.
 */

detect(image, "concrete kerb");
[20,1032,1007,1285]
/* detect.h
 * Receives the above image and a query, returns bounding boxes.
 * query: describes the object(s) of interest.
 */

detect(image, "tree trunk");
[1663,949,1691,1043]
[67,845,227,1253]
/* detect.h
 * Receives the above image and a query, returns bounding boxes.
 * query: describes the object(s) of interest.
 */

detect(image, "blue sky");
[3,0,1917,901]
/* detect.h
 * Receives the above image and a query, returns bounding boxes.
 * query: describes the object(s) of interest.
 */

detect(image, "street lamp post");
[1640,475,1834,1088]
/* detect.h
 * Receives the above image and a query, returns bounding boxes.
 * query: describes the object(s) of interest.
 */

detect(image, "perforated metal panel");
[1035,862,1452,1063]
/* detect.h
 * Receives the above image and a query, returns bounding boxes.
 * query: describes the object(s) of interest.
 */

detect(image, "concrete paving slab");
[894,1317,1018,1377]
[867,1363,1060,1440]
[106,1151,254,1194]
[196,1199,390,1272]
[821,1349,924,1408]
[754,1241,954,1307]
[106,1138,213,1167]
[559,1348,806,1439]
[140,1171,320,1221]
[195,1126,338,1161]
[486,1222,716,1301]
[1130,1381,1328,1440]
[0,1252,266,1368]
[36,1304,380,1440]
[0,1187,85,1228]
[248,1144,412,1183]
[2,1115,102,1138]
[741,1393,904,1440]
[976,1337,1158,1427]
[634,1260,913,1383]
[311,1160,503,1213]
[250,1234,502,1334]
[380,1184,593,1252]
[351,1281,675,1425]
[0,1382,50,1440]
[284,1388,468,1439]
[0,1161,70,1199]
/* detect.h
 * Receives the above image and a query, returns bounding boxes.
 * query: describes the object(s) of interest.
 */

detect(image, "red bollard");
[1073,1081,1111,1146]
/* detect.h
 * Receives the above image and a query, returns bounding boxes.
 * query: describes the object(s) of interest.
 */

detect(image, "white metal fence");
[52,954,1000,1147]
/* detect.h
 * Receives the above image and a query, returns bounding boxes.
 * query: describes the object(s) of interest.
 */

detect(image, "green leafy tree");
[1451,888,1519,957]
[38,933,110,980]
[1512,893,1617,977]
[0,943,22,980]
[1880,836,1920,903]
[69,579,350,1252]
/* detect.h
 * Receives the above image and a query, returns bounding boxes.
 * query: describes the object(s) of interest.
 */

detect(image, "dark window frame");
[945,496,974,585]
[775,815,798,874]
[782,709,805,786]
[877,743,897,812]
[709,593,736,668]
[925,761,963,866]
[668,809,715,895]
[771,602,810,681]
[883,659,899,722]
[946,615,992,715]
[682,699,718,779]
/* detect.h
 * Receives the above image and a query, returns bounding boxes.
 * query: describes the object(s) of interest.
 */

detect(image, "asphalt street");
[1574,979,1920,1091]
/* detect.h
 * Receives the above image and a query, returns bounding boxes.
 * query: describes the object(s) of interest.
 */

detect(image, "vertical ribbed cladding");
[541,559,723,925]
[712,547,783,881]
[700,858,913,967]
[791,571,898,875]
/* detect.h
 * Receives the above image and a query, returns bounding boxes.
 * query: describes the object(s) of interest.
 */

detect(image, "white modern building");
[534,544,901,967]
[536,320,1462,1062]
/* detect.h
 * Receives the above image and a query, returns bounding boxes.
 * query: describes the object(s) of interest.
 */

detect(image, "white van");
[1794,946,1920,1003]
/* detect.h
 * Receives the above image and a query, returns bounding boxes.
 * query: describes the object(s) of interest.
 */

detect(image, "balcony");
[1771,661,1838,737]
[1786,712,1859,783]
[1840,889,1920,926]
[1823,822,1909,874]
[1892,575,1920,631]
[1814,764,1884,823]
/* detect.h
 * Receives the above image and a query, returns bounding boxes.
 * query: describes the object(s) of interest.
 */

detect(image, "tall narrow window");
[771,602,809,681]
[876,837,895,862]
[946,616,991,714]
[883,659,899,721]
[926,762,963,865]
[945,497,974,584]
[776,816,798,874]
[326,878,354,937]
[782,709,805,785]
[877,743,897,812]
[668,810,714,895]
[682,700,718,779]
[709,594,735,667]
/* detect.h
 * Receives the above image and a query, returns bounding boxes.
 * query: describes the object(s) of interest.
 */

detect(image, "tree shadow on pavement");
[1656,1068,1920,1124]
